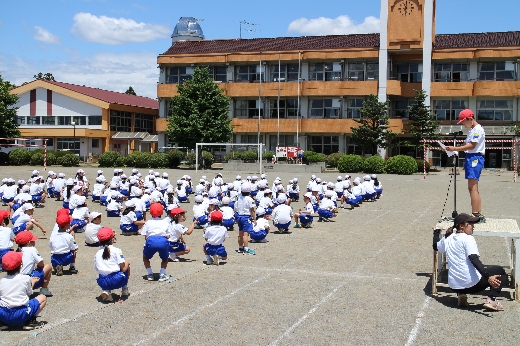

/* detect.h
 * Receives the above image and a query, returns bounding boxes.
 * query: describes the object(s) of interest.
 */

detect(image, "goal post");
[0,138,48,170]
[195,142,264,174]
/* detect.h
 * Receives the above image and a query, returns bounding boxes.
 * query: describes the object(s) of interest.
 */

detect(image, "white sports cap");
[241,182,252,192]
[89,211,102,221]
[222,196,231,205]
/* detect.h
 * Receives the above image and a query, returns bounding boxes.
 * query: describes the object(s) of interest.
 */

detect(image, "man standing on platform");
[445,109,486,222]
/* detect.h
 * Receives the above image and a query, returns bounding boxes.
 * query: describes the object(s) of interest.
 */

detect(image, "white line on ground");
[268,281,347,346]
[405,296,432,346]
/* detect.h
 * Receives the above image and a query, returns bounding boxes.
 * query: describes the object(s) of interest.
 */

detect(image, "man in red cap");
[446,109,486,222]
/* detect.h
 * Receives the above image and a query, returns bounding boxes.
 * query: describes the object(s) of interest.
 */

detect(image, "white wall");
[16,88,102,116]
[17,92,31,116]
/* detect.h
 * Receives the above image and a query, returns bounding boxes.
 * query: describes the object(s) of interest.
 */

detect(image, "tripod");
[451,131,463,218]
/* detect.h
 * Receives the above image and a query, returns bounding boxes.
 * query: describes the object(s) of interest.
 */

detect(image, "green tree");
[350,94,396,156]
[166,67,232,167]
[125,86,137,95]
[33,72,55,81]
[0,75,21,138]
[404,89,440,148]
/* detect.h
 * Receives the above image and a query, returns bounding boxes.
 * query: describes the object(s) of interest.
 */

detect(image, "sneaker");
[236,248,244,254]
[22,317,43,330]
[101,291,113,302]
[457,294,468,307]
[68,266,78,274]
[472,212,486,223]
[147,274,154,281]
[158,273,170,282]
[205,258,214,265]
[244,248,256,255]
[55,265,63,276]
[169,255,179,262]
[121,287,130,296]
[294,224,301,228]
[39,287,53,297]
[483,298,504,311]
[212,254,219,266]
[0,322,8,331]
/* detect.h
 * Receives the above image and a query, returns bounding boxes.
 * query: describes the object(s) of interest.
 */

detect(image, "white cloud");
[34,26,61,44]
[288,15,380,35]
[0,51,159,99]
[71,12,170,45]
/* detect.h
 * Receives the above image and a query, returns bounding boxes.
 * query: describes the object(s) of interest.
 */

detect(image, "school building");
[157,1,520,168]
[10,80,159,161]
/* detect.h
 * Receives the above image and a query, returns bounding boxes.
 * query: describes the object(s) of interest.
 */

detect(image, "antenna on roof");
[239,20,259,39]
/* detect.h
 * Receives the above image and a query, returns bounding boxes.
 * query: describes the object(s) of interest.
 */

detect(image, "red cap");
[97,227,115,242]
[0,210,9,221]
[15,231,38,245]
[169,207,186,218]
[56,208,70,217]
[56,214,72,227]
[210,210,223,221]
[457,109,474,124]
[2,251,23,271]
[149,203,164,217]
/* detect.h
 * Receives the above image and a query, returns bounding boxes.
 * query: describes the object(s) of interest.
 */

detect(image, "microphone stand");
[452,132,460,218]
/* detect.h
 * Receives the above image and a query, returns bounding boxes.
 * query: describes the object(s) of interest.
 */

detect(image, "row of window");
[17,116,102,126]
[110,111,154,133]
[235,134,340,155]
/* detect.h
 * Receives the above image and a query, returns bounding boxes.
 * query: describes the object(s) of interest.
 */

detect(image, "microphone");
[446,131,463,136]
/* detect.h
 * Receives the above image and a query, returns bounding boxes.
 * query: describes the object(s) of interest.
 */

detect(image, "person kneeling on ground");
[250,207,270,243]
[433,213,507,311]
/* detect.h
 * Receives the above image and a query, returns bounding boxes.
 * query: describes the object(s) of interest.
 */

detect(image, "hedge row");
[3,148,80,167]
[325,152,429,175]
[98,150,214,169]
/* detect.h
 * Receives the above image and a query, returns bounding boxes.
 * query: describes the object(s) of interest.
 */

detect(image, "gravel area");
[0,166,519,345]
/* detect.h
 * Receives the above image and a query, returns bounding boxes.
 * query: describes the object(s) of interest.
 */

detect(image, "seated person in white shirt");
[85,212,103,247]
[317,191,336,222]
[250,207,270,243]
[271,194,293,233]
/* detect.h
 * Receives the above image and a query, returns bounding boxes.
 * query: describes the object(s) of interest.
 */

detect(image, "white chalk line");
[268,281,347,346]
[405,296,431,346]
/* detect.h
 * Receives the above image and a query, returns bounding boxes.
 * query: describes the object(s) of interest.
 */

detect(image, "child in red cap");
[0,251,47,330]
[94,227,130,302]
[49,214,79,276]
[203,210,229,265]
[140,203,171,281]
[15,231,53,297]
[0,210,14,271]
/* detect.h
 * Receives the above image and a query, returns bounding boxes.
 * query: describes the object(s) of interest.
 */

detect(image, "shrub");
[202,151,214,169]
[186,152,196,165]
[57,154,80,167]
[337,154,364,173]
[303,151,326,163]
[363,155,386,174]
[98,151,121,167]
[240,150,258,161]
[46,152,57,166]
[224,151,242,161]
[167,149,185,168]
[134,152,153,168]
[326,152,346,168]
[263,151,274,161]
[9,148,32,166]
[0,152,9,166]
[30,152,45,166]
[385,155,417,175]
[416,159,430,173]
[115,156,126,167]
[150,153,170,168]
[55,150,73,158]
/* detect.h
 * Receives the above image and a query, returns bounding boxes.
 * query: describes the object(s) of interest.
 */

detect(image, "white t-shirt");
[0,226,14,249]
[94,245,125,276]
[140,218,169,237]
[54,178,66,194]
[253,218,270,232]
[176,187,187,198]
[72,206,89,220]
[13,213,32,228]
[234,195,255,216]
[272,204,293,224]
[49,232,78,254]
[258,196,273,210]
[204,225,229,245]
[29,184,42,196]
[362,181,376,194]
[92,183,105,196]
[334,182,344,193]
[3,185,18,199]
[14,193,32,204]
[107,200,122,211]
[134,198,146,213]
[120,211,137,225]
[0,274,32,308]
[437,232,482,289]
[220,206,234,220]
[193,204,207,218]
[168,222,187,242]
[465,124,485,154]
[319,198,335,211]
[303,202,314,214]
[85,223,102,244]
[20,247,42,275]
[69,194,83,209]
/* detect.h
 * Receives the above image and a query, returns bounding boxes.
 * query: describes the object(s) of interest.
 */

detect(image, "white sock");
[159,268,166,275]
[244,247,249,251]
[146,267,153,275]
[206,255,212,262]
[169,252,177,259]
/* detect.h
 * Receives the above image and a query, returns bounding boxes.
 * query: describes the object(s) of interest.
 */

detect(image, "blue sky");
[1,0,520,98]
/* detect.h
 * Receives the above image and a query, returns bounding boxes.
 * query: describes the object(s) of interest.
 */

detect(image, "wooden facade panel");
[302,81,378,96]
[19,128,108,137]
[158,55,228,64]
[387,80,421,97]
[473,81,520,97]
[430,82,474,97]
[156,118,168,132]
[157,83,179,98]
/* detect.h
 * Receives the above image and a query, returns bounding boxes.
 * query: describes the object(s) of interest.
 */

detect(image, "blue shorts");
[47,188,57,197]
[135,211,144,221]
[465,153,485,180]
[203,243,227,257]
[145,201,150,210]
[250,229,268,241]
[62,201,69,209]
[12,203,21,212]
[97,270,129,291]
[185,187,193,194]
[178,196,188,203]
[299,214,314,225]
[1,197,14,204]
[13,222,28,235]
[31,267,45,289]
[100,196,108,206]
[120,189,129,197]
[120,223,138,233]
[143,236,169,260]
[11,215,19,225]
[51,252,74,267]
[107,210,120,217]
[194,215,208,225]
[336,191,344,198]
[169,241,186,253]
[0,299,40,325]
[375,188,382,195]
[288,192,299,200]
[85,241,100,247]
[251,190,258,197]
[356,196,363,204]
[274,221,291,230]
[222,218,235,228]
[70,219,87,232]
[264,207,273,216]
[229,201,235,209]
[236,215,253,233]
[318,209,333,218]
[92,195,101,201]
[32,194,42,203]
[346,197,358,205]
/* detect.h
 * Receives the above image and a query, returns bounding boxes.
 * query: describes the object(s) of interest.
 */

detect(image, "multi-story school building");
[10,80,159,161]
[157,1,520,168]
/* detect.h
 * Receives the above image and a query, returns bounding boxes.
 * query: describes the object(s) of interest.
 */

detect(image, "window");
[344,99,364,119]
[234,100,263,118]
[478,61,516,81]
[309,99,340,118]
[17,117,26,125]
[309,63,341,81]
[27,117,40,125]
[393,63,422,82]
[236,65,264,82]
[110,111,131,131]
[433,100,469,121]
[134,113,153,133]
[434,63,469,82]
[88,116,102,126]
[41,116,55,125]
[269,135,295,152]
[269,99,298,118]
[91,139,100,148]
[71,116,86,125]
[366,61,379,80]
[347,62,364,80]
[393,99,414,118]
[270,64,300,82]
[166,67,194,84]
[58,117,72,125]
[309,136,339,155]
[56,138,80,154]
[477,99,513,121]
[208,66,227,82]
[239,135,259,144]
